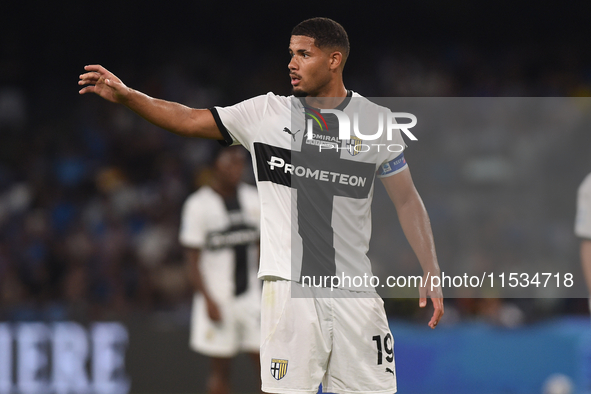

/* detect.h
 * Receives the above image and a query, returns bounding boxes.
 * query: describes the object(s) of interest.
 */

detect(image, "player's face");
[215,148,246,188]
[288,35,333,97]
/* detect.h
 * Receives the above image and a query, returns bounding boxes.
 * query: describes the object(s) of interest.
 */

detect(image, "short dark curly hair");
[292,17,350,62]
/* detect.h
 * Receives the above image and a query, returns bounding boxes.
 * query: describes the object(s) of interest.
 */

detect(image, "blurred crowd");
[1,41,591,325]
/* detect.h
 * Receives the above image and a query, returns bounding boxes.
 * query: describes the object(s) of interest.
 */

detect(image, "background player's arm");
[581,240,591,300]
[380,167,444,329]
[185,248,222,322]
[79,65,222,140]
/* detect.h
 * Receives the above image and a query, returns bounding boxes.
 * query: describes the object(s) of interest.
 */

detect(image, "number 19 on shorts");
[372,333,393,365]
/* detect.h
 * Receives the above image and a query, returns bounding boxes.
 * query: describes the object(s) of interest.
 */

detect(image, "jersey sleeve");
[209,94,270,149]
[576,173,591,239]
[376,152,408,178]
[376,111,408,178]
[179,194,207,248]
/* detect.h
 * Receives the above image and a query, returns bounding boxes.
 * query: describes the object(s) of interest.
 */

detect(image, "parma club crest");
[270,359,288,380]
[346,136,363,156]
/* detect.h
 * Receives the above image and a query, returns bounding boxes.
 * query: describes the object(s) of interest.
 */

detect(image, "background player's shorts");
[260,280,396,394]
[190,292,260,357]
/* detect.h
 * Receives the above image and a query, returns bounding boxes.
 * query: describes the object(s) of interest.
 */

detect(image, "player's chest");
[255,110,382,165]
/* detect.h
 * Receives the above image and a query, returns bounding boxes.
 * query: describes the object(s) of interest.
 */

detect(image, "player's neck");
[305,80,347,109]
[210,180,238,199]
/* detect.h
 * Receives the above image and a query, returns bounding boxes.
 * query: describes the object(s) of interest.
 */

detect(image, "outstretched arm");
[380,167,444,329]
[79,65,222,140]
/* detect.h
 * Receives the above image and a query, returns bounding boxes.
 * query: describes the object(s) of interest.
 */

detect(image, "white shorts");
[190,291,260,358]
[260,280,396,394]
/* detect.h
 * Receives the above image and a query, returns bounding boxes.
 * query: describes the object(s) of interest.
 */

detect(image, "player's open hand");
[78,65,129,104]
[419,271,444,329]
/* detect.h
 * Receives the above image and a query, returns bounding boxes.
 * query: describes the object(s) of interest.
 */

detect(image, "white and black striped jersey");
[179,184,260,300]
[210,92,408,290]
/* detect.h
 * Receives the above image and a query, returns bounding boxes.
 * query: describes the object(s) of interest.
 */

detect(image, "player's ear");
[329,51,343,70]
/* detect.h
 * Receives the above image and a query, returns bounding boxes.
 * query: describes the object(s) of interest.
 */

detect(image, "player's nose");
[288,57,298,71]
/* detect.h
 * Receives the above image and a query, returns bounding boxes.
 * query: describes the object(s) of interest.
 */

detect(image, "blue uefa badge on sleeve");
[377,153,406,176]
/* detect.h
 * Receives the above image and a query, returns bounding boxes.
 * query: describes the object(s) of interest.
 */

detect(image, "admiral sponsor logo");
[301,131,339,149]
[304,107,328,133]
[307,133,339,143]
[306,139,338,149]
[266,156,367,188]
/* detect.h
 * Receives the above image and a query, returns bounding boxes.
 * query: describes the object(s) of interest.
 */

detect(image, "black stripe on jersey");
[205,227,259,249]
[254,143,291,187]
[253,141,376,282]
[253,142,375,197]
[209,107,234,147]
[222,196,249,296]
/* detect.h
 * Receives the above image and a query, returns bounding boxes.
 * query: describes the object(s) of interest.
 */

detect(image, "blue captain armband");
[377,153,407,177]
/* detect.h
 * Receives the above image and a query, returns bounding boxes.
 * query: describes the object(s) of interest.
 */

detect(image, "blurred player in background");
[576,173,591,311]
[80,17,443,394]
[179,146,261,394]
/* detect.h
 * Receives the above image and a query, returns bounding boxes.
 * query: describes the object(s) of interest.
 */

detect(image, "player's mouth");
[290,74,302,86]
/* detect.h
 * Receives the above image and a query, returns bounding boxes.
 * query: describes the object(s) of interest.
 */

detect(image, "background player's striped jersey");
[179,184,260,300]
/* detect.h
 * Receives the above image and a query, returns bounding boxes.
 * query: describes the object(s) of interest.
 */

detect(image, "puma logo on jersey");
[283,127,300,141]
[385,368,395,376]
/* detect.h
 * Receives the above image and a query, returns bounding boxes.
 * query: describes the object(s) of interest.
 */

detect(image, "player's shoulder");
[264,91,291,100]
[229,92,292,115]
[351,91,364,99]
[183,185,218,208]
[264,92,293,107]
[246,92,292,105]
[238,182,258,192]
[238,182,259,198]
[347,91,390,113]
[218,92,286,108]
